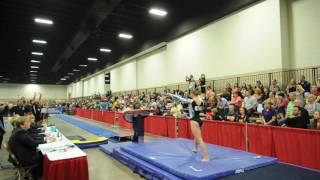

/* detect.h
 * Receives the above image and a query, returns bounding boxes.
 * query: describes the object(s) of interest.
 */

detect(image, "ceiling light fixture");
[68,73,74,75]
[31,60,40,63]
[34,18,53,25]
[31,52,43,56]
[73,69,80,72]
[31,66,39,69]
[118,33,133,39]
[32,39,47,44]
[79,64,88,67]
[149,8,168,16]
[100,48,111,53]
[30,70,37,73]
[87,57,98,61]
[60,78,67,81]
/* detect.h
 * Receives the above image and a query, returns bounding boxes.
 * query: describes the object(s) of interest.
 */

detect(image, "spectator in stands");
[205,86,215,99]
[270,79,280,92]
[240,83,247,97]
[299,75,311,92]
[225,105,238,122]
[255,80,264,93]
[247,84,254,92]
[232,83,239,93]
[222,89,231,101]
[304,94,320,118]
[217,93,228,116]
[226,83,232,95]
[262,101,277,126]
[263,87,270,100]
[186,75,196,94]
[229,91,242,109]
[305,95,320,128]
[243,89,257,117]
[283,106,308,129]
[170,102,183,118]
[100,97,108,111]
[295,99,310,126]
[310,86,320,102]
[255,88,264,104]
[276,92,288,120]
[199,74,206,94]
[313,110,320,129]
[286,93,296,118]
[286,79,297,94]
[295,84,305,106]
[236,107,248,123]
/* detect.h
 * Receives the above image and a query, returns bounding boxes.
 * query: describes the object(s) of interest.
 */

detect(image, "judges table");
[38,127,89,180]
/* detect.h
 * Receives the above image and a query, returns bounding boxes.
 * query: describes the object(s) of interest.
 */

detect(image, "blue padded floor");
[118,138,278,180]
[53,114,118,138]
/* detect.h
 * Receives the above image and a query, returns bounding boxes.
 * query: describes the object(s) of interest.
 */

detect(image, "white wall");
[166,0,282,84]
[110,60,137,92]
[70,0,320,94]
[288,0,320,68]
[82,73,105,96]
[136,47,167,89]
[0,83,67,100]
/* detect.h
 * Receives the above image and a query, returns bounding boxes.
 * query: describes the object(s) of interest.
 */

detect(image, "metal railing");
[72,66,319,98]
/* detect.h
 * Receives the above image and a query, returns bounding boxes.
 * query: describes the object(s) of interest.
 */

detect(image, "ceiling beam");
[51,0,121,73]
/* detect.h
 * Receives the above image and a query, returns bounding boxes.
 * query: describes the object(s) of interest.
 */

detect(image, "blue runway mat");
[119,138,278,180]
[53,114,118,138]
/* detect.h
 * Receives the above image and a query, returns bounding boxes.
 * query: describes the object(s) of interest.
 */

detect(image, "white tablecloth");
[38,127,86,161]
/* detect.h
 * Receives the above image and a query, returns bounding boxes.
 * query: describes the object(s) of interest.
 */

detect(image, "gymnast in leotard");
[168,89,209,162]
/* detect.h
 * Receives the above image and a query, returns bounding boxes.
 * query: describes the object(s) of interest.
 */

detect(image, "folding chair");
[3,142,37,180]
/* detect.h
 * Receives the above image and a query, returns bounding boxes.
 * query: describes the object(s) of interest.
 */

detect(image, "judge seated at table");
[9,116,55,179]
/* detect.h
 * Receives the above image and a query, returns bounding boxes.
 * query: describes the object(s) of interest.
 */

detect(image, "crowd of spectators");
[68,75,320,130]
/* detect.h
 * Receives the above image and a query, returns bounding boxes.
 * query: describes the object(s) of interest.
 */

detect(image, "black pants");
[0,119,4,149]
[26,152,43,179]
[132,115,145,143]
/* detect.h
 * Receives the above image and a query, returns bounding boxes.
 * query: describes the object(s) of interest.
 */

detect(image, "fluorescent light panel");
[100,48,111,53]
[79,64,88,67]
[149,8,167,16]
[30,66,39,69]
[68,73,74,75]
[73,69,80,72]
[34,18,53,25]
[31,60,40,63]
[118,33,133,39]
[31,52,43,56]
[87,57,98,61]
[30,70,37,73]
[60,78,67,81]
[32,39,47,44]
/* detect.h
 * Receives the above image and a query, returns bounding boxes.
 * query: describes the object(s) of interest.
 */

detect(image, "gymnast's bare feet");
[201,156,210,162]
[192,148,198,153]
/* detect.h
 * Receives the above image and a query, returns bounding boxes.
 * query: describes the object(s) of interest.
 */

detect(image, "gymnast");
[168,89,209,162]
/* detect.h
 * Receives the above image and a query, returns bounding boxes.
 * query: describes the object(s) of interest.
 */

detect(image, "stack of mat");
[100,138,278,180]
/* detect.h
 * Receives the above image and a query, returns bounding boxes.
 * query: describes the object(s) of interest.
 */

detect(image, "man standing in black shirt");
[32,100,42,123]
[299,75,311,92]
[11,99,27,116]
